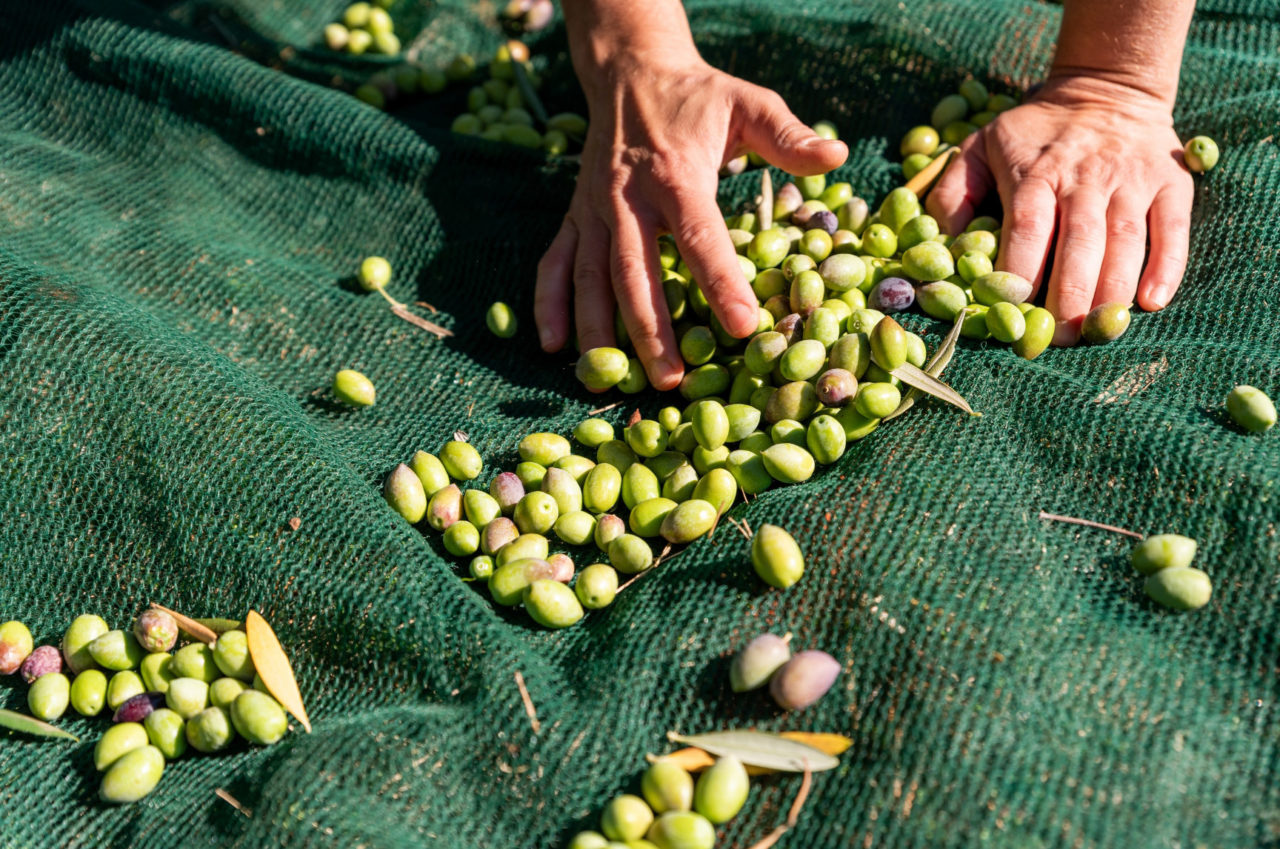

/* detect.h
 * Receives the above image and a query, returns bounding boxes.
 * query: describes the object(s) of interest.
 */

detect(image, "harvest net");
[1,1,1278,847]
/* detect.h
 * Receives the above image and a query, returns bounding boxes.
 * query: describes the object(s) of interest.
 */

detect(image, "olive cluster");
[323,2,403,59]
[1131,534,1212,611]
[898,79,1019,180]
[444,43,588,155]
[567,755,752,849]
[1,612,290,803]
[383,429,808,629]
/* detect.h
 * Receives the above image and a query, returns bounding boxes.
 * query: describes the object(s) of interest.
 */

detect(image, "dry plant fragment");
[245,610,312,732]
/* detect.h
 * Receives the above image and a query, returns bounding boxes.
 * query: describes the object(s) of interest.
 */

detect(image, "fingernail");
[539,327,554,349]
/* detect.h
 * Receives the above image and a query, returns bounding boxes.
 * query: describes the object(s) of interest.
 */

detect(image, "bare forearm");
[560,0,698,97]
[1052,0,1195,107]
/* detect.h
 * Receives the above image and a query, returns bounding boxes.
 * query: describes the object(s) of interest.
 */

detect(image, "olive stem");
[587,400,625,416]
[513,671,541,734]
[215,788,253,818]
[1038,511,1143,540]
[744,766,811,849]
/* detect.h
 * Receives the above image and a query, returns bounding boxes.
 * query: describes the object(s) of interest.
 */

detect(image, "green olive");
[333,369,375,407]
[1226,385,1276,433]
[99,745,165,804]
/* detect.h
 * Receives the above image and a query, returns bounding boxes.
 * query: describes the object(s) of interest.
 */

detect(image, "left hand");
[927,75,1195,345]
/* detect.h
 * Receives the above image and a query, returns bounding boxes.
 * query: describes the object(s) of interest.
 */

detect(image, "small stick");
[786,766,813,827]
[514,671,541,735]
[744,765,813,849]
[390,303,453,338]
[903,146,960,198]
[1038,511,1143,540]
[588,400,625,416]
[414,301,439,314]
[215,788,253,818]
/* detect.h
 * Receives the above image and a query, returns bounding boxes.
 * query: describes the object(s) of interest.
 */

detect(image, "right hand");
[534,47,847,390]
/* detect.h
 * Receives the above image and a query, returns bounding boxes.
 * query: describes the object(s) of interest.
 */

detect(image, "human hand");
[534,48,847,390]
[927,76,1194,345]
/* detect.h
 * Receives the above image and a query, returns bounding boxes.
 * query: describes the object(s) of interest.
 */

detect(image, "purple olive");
[814,369,857,407]
[19,646,63,684]
[775,313,804,345]
[868,277,916,313]
[808,211,838,236]
[769,650,841,710]
[112,692,166,723]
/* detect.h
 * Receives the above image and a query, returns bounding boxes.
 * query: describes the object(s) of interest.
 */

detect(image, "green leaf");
[667,730,839,772]
[885,314,964,422]
[0,709,80,742]
[891,362,980,415]
[193,617,242,635]
[512,62,549,127]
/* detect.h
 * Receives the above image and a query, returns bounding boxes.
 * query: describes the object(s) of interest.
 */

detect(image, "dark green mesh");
[2,0,1279,846]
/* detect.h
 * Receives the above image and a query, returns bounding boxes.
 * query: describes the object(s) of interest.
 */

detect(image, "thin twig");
[745,765,813,849]
[725,516,753,540]
[514,671,541,734]
[215,788,253,818]
[414,301,439,314]
[1038,511,1143,540]
[786,766,813,827]
[390,303,453,338]
[587,400,625,416]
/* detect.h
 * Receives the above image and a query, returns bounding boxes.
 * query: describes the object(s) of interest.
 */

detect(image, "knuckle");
[625,311,663,347]
[1106,215,1144,245]
[1006,204,1052,242]
[613,249,650,284]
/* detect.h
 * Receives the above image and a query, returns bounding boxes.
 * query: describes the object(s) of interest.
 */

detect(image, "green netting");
[2,0,1279,846]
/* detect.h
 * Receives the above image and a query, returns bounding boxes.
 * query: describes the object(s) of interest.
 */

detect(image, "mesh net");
[2,0,1279,846]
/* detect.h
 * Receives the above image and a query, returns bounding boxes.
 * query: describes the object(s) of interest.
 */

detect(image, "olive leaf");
[890,362,981,416]
[0,709,79,742]
[655,732,852,775]
[194,617,243,635]
[884,314,964,422]
[511,61,549,127]
[667,730,840,772]
[246,610,312,733]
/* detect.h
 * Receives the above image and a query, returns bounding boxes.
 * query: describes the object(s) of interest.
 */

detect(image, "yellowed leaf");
[245,610,311,733]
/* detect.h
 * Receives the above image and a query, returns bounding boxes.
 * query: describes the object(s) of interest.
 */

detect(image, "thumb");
[737,86,847,177]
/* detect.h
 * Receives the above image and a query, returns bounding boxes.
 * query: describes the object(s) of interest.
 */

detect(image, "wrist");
[573,38,703,103]
[1036,72,1176,118]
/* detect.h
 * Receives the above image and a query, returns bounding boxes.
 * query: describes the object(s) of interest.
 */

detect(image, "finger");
[663,186,759,339]
[534,216,577,351]
[1093,192,1148,308]
[736,87,847,177]
[1136,179,1193,312]
[1045,188,1108,346]
[572,212,617,353]
[926,132,995,236]
[995,175,1057,296]
[609,202,683,391]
